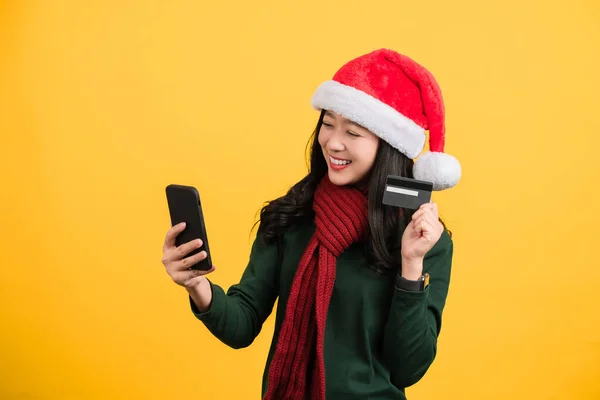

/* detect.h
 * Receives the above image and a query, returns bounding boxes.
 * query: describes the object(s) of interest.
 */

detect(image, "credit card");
[382,175,433,210]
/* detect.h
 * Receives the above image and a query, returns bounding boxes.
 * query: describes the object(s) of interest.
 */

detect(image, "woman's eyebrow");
[324,111,364,129]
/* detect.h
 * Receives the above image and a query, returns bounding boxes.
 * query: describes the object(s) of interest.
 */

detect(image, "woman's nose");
[326,131,345,152]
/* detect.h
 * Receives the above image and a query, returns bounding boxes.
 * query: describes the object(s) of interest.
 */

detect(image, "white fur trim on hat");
[310,80,426,159]
[413,151,461,191]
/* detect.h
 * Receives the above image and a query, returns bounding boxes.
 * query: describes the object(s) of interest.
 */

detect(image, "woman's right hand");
[161,222,215,289]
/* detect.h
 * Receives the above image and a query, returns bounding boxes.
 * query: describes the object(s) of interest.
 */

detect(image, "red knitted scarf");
[263,175,369,400]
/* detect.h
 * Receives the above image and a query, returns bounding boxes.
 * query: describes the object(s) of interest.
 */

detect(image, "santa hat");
[310,48,461,190]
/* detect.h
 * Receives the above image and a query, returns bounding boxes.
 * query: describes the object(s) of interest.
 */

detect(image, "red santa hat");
[310,48,461,190]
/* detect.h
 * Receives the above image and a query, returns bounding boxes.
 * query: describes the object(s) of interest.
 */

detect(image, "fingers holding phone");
[162,222,215,288]
[162,221,186,252]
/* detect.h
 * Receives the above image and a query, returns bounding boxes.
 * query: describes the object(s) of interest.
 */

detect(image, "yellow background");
[1,0,599,399]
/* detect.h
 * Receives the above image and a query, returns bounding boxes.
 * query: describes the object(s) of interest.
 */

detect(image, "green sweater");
[190,221,454,399]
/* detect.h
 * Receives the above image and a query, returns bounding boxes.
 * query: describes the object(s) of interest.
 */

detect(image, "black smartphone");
[165,184,213,270]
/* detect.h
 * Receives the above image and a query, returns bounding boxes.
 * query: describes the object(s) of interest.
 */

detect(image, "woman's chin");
[328,170,355,186]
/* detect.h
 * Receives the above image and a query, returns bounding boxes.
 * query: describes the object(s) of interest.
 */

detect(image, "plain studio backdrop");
[1,1,599,399]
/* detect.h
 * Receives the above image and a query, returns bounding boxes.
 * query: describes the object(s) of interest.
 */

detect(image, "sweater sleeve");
[189,235,281,349]
[382,230,454,389]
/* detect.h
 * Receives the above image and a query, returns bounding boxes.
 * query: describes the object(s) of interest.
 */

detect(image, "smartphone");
[165,184,213,270]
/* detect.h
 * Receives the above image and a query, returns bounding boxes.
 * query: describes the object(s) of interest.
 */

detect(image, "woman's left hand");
[400,202,444,277]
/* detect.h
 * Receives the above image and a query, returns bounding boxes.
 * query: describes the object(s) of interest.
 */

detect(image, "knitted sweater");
[190,221,454,399]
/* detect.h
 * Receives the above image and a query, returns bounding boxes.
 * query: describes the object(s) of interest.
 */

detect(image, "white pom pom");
[413,151,461,191]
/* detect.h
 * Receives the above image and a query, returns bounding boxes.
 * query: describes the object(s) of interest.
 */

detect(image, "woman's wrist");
[186,277,213,312]
[400,256,424,280]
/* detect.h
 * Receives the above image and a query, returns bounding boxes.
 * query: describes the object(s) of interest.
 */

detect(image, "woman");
[161,48,461,400]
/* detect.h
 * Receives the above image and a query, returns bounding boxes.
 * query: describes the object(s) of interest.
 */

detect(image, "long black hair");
[255,109,447,274]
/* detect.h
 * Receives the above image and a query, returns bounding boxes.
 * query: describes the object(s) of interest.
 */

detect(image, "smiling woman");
[160,48,461,400]
[319,110,381,187]
[2,0,599,398]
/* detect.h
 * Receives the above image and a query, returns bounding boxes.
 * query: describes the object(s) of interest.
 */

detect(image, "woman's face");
[318,110,380,187]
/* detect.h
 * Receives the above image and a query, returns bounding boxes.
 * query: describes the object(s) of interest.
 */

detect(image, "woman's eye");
[347,131,360,137]
[322,122,333,127]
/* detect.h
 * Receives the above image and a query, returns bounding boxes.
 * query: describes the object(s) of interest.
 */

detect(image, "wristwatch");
[396,272,430,292]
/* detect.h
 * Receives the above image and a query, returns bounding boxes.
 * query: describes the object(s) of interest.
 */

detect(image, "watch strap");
[396,273,429,292]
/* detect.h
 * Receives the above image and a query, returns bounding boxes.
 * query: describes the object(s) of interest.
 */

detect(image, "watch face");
[416,273,429,290]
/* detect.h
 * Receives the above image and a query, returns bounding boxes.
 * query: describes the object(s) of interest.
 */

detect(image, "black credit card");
[382,175,433,209]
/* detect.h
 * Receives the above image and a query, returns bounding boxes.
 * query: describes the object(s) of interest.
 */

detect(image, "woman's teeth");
[330,156,351,166]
